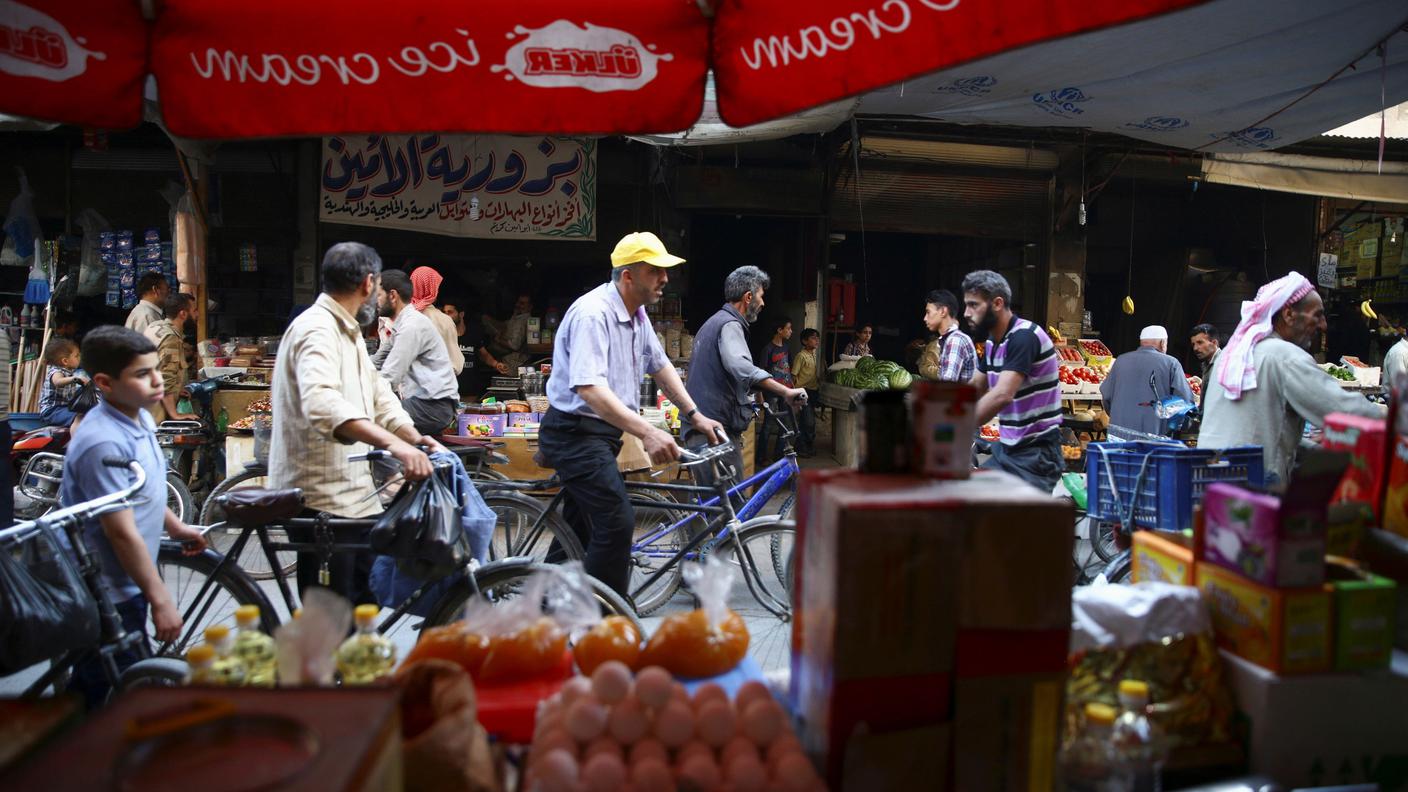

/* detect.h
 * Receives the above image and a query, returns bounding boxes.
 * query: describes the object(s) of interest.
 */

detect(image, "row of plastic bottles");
[1060,679,1167,792]
[184,604,397,687]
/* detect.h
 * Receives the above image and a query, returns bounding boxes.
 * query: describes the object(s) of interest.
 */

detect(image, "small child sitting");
[38,338,88,427]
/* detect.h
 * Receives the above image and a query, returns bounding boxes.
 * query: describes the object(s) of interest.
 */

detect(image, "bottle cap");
[203,624,230,641]
[235,604,260,626]
[1119,679,1150,699]
[354,603,380,623]
[1084,702,1117,726]
[186,644,216,664]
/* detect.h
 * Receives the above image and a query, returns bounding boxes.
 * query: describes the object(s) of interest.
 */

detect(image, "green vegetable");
[889,369,913,389]
[855,356,877,375]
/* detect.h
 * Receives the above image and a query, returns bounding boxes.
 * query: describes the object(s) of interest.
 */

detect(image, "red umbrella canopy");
[3,0,1234,137]
[710,0,1214,127]
[0,0,147,129]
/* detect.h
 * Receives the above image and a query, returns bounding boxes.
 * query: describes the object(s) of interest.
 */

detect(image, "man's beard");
[357,293,380,327]
[745,302,761,322]
[968,304,998,342]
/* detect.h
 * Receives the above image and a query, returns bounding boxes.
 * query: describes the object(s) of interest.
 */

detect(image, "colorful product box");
[1383,432,1408,540]
[1196,562,1332,675]
[1131,530,1194,586]
[458,412,505,437]
[1202,483,1326,589]
[506,411,543,427]
[908,381,978,480]
[1326,559,1397,671]
[1320,413,1387,519]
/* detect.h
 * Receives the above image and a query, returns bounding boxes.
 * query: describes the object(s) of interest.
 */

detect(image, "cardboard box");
[952,631,1066,792]
[1197,562,1332,674]
[791,471,1072,786]
[1321,413,1388,519]
[1131,530,1195,585]
[1,686,402,790]
[1327,560,1397,671]
[1202,482,1326,588]
[458,412,506,437]
[1382,433,1408,540]
[1222,648,1408,788]
[839,723,951,792]
[506,411,543,427]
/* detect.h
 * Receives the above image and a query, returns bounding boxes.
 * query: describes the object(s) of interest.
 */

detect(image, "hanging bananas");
[1122,296,1135,315]
[1361,300,1378,320]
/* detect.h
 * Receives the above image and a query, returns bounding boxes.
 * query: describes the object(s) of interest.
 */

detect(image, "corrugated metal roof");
[1321,102,1408,139]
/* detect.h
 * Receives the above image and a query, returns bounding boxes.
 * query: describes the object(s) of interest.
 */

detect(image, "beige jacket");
[422,305,465,375]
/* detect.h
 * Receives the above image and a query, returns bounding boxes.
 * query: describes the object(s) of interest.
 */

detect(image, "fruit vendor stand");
[821,356,914,467]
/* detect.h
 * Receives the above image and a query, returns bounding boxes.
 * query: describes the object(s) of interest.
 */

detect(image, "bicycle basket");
[0,524,100,674]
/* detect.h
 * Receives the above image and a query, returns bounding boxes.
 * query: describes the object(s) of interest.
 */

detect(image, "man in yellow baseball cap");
[538,231,722,597]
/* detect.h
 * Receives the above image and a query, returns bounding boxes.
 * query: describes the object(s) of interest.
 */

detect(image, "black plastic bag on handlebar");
[0,524,100,674]
[369,480,426,559]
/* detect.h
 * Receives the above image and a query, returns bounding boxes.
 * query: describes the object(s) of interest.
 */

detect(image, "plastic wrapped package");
[1066,583,1236,752]
[639,556,750,678]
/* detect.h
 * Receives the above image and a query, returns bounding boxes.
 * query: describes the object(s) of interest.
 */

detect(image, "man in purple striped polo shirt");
[963,270,1065,492]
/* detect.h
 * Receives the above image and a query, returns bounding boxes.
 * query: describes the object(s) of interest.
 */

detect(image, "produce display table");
[818,382,863,467]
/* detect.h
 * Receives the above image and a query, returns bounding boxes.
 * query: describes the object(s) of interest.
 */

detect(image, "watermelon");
[855,356,878,375]
[889,369,913,389]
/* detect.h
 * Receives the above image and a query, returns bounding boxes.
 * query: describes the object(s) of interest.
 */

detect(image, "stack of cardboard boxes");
[791,469,1073,791]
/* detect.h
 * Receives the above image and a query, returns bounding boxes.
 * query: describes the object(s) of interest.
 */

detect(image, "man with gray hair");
[963,269,1064,491]
[1099,325,1195,436]
[686,266,807,481]
[269,242,444,604]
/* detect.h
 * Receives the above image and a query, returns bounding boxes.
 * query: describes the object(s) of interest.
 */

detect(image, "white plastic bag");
[1070,581,1211,653]
[75,208,111,297]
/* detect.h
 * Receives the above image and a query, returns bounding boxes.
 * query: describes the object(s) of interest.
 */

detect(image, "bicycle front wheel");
[727,517,796,675]
[628,489,694,615]
[154,543,278,658]
[200,468,298,581]
[424,560,642,637]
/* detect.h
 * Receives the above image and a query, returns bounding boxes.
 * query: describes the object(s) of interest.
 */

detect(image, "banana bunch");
[1122,296,1135,315]
[1048,325,1065,345]
[1361,300,1378,320]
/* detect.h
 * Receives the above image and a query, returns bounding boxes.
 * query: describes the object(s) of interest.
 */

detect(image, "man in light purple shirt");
[540,232,724,597]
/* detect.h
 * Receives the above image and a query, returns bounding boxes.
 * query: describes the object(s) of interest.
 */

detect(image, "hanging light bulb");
[1078,200,1087,227]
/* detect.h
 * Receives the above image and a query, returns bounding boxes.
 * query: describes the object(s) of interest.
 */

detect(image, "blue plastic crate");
[1085,441,1265,533]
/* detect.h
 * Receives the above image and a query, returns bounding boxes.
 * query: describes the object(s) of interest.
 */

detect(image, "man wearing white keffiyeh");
[1201,271,1383,484]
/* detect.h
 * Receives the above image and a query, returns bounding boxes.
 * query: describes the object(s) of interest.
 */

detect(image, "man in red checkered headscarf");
[410,266,464,375]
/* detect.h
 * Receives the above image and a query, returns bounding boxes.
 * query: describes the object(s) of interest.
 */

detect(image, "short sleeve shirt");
[57,399,167,600]
[546,283,669,419]
[978,316,1062,447]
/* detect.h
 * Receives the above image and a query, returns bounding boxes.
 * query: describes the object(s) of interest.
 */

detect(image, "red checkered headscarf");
[409,266,442,311]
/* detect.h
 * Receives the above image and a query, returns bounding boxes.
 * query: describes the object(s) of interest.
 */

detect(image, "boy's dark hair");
[137,272,168,297]
[801,328,819,342]
[81,325,157,379]
[43,338,79,366]
[380,269,413,302]
[774,318,792,334]
[925,289,961,319]
[164,292,195,317]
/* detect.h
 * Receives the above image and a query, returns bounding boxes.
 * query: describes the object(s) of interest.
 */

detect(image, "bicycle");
[0,459,202,700]
[198,440,511,581]
[156,451,641,660]
[479,405,803,671]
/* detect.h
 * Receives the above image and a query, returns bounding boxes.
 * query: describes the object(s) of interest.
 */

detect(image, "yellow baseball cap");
[610,231,685,269]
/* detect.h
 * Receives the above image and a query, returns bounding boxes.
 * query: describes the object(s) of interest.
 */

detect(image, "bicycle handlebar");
[0,459,147,543]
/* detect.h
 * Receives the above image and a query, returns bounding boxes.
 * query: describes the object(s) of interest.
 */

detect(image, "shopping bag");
[0,525,100,674]
[369,479,428,559]
[67,380,98,414]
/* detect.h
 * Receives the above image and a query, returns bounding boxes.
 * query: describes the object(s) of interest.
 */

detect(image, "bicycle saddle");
[218,488,305,525]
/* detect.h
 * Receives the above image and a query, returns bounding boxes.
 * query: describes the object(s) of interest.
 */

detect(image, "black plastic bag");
[369,480,426,559]
[412,469,461,575]
[0,525,100,674]
[369,466,466,580]
[67,380,98,414]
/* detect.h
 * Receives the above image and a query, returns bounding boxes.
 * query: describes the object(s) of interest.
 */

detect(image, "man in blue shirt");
[59,326,208,707]
[540,232,724,597]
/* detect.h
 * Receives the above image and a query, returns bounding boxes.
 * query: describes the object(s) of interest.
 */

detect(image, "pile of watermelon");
[830,356,913,390]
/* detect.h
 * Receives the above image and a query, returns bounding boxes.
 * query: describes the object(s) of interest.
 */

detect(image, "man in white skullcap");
[1201,272,1383,484]
[1100,325,1194,436]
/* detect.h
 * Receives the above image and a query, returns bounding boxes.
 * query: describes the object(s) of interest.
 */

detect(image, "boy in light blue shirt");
[58,326,207,708]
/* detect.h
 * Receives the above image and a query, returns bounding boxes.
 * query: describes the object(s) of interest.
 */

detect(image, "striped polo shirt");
[982,316,1062,447]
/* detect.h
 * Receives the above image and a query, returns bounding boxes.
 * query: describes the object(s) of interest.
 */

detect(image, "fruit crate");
[1077,338,1113,368]
[1086,441,1265,533]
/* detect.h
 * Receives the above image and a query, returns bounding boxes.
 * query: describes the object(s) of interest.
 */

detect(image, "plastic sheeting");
[857,0,1408,153]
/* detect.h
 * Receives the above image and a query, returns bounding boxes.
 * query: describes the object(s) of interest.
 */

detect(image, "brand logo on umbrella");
[935,76,996,97]
[0,0,106,82]
[1032,87,1088,118]
[492,21,672,93]
[1218,126,1277,149]
[1125,116,1190,132]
